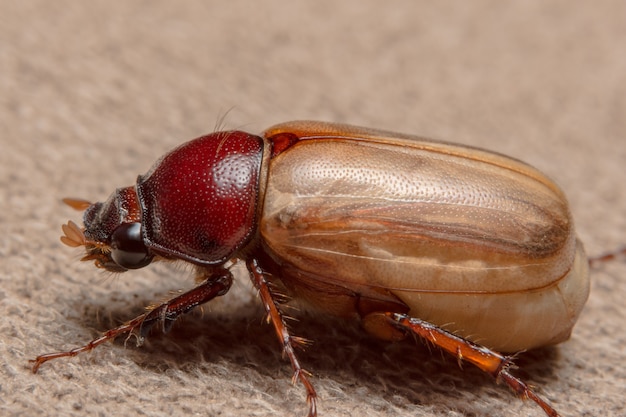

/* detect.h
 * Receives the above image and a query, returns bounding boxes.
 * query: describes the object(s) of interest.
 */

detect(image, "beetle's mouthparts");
[60,220,86,248]
[62,197,92,211]
[60,198,93,248]
[60,197,107,258]
[60,220,114,268]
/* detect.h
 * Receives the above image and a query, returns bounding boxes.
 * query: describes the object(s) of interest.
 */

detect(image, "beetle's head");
[61,186,154,272]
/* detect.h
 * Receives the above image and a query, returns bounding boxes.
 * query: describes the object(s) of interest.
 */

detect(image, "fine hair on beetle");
[32,120,622,417]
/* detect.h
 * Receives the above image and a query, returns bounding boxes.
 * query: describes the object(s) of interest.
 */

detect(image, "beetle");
[31,120,595,417]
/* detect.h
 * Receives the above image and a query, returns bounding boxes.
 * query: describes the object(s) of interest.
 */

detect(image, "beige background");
[2,2,625,416]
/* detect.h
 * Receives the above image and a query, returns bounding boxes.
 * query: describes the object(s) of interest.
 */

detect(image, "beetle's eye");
[110,222,153,269]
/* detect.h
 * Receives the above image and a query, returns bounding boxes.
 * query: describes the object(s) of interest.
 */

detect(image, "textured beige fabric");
[2,2,625,416]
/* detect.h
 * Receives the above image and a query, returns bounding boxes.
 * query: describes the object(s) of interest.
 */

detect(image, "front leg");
[247,258,318,417]
[138,267,233,337]
[30,267,233,373]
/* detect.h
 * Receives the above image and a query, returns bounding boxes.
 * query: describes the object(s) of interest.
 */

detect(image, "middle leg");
[247,258,317,417]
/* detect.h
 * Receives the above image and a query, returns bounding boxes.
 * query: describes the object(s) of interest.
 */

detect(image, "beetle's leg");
[381,312,559,417]
[30,268,233,373]
[247,258,317,417]
[137,267,233,337]
[589,246,626,267]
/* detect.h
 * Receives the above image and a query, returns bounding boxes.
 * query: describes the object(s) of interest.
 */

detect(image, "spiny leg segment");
[30,269,233,373]
[383,312,559,417]
[588,246,626,268]
[247,258,317,417]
